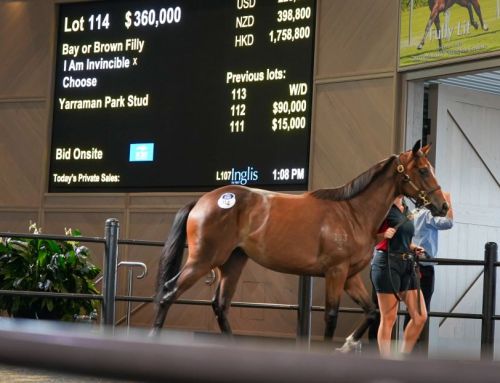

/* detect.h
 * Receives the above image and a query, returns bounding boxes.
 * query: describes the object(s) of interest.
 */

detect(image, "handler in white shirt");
[405,192,453,326]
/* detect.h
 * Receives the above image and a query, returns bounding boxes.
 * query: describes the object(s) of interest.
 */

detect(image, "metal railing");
[438,269,485,327]
[95,260,148,329]
[0,220,497,359]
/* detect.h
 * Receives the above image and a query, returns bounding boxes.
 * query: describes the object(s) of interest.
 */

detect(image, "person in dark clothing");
[403,192,453,345]
[368,287,380,346]
[370,195,426,358]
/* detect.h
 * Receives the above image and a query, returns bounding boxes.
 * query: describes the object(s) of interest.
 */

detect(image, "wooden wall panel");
[42,211,125,278]
[0,102,48,207]
[43,194,127,209]
[0,1,52,99]
[126,210,216,331]
[0,211,39,233]
[42,211,124,238]
[125,211,177,328]
[129,194,200,209]
[228,262,298,337]
[311,78,396,189]
[316,0,399,79]
[125,211,175,284]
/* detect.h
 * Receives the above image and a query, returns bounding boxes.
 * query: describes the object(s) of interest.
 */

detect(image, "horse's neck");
[349,164,398,234]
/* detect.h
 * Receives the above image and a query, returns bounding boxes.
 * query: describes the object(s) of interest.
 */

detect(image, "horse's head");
[396,140,448,216]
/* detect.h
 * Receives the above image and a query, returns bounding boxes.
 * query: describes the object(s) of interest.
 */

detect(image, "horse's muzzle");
[430,201,448,217]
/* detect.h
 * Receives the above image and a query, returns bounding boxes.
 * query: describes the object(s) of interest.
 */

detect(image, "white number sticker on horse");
[217,193,236,209]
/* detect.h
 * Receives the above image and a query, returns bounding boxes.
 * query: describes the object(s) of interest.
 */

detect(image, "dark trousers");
[403,265,434,355]
[404,265,435,327]
[368,287,379,344]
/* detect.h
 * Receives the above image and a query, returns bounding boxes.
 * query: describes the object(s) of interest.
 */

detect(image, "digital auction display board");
[50,0,316,192]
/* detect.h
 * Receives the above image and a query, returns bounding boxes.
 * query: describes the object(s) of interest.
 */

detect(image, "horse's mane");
[310,155,397,201]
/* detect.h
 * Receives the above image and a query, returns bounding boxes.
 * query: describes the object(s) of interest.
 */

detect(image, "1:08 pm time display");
[272,168,306,181]
[49,0,316,192]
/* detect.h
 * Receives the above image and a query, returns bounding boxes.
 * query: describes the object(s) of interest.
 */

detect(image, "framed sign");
[50,0,316,192]
[399,0,500,68]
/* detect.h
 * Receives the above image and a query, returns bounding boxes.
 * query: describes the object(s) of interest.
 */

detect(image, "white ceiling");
[428,69,500,96]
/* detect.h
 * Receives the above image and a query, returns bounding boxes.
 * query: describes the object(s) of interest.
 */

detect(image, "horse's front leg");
[433,15,443,51]
[323,265,349,343]
[336,272,378,353]
[466,2,479,29]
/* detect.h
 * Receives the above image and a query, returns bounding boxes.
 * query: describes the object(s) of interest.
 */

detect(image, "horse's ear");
[411,140,421,156]
[421,143,432,156]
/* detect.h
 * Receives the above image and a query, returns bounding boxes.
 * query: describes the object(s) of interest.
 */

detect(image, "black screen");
[50,0,316,192]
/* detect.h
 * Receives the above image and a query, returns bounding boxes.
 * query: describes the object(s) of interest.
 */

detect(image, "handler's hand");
[413,246,425,258]
[384,228,396,239]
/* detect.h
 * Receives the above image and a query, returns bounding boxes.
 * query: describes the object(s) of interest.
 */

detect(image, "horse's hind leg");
[151,259,213,335]
[151,272,180,335]
[336,273,377,353]
[212,248,248,335]
[466,2,479,29]
[470,0,488,30]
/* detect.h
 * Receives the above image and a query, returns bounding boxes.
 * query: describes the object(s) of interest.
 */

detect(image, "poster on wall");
[399,0,500,68]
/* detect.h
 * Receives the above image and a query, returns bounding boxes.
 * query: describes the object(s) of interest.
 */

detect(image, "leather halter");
[395,154,441,208]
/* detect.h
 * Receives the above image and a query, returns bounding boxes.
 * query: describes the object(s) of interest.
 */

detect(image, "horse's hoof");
[149,328,161,338]
[417,44,423,50]
[472,22,479,29]
[483,25,489,31]
[335,335,362,354]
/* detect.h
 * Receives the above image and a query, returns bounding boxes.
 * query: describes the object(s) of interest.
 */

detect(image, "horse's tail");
[155,200,197,301]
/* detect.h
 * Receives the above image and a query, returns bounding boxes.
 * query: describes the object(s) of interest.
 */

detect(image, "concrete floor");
[0,365,131,382]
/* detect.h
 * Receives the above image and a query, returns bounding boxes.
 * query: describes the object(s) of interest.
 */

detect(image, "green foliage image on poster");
[400,0,500,67]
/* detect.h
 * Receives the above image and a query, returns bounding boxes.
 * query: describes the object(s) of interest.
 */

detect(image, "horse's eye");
[418,167,429,177]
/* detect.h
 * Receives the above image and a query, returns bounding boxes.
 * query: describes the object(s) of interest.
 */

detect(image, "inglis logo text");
[216,166,259,185]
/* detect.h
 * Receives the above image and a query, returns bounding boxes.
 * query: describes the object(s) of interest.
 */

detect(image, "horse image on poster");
[151,141,449,350]
[417,0,488,50]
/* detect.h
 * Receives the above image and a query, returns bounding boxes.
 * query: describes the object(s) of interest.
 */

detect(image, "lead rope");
[386,217,406,303]
[410,207,424,316]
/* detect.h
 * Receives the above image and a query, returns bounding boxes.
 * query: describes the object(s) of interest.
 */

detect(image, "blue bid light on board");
[129,143,154,162]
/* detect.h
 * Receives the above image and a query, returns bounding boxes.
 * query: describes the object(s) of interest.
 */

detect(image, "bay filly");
[151,142,448,349]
